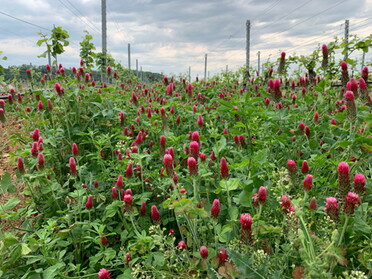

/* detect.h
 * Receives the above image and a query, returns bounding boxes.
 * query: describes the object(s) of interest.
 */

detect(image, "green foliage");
[79,30,96,70]
[0,50,7,75]
[37,26,69,65]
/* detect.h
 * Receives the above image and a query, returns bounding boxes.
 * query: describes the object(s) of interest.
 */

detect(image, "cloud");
[0,0,371,78]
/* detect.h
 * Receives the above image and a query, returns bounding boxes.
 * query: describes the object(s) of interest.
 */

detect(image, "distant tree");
[37,26,70,67]
[79,30,96,70]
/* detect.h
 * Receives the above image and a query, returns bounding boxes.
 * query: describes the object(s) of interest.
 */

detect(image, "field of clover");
[0,40,371,279]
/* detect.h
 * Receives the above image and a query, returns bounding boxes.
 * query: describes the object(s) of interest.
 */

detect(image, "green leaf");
[21,243,31,255]
[337,140,352,148]
[104,200,122,219]
[218,225,233,243]
[214,136,227,155]
[171,198,192,214]
[153,252,165,267]
[3,198,21,210]
[188,207,208,218]
[42,263,65,279]
[238,190,252,206]
[117,269,132,279]
[228,206,239,220]
[0,172,16,193]
[309,139,319,150]
[353,218,371,234]
[3,234,19,246]
[6,245,22,267]
[219,178,240,192]
[253,148,268,165]
[227,249,265,278]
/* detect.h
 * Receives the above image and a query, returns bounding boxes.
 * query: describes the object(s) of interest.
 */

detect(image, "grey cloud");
[0,0,370,77]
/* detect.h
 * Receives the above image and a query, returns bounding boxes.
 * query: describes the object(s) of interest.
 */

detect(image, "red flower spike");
[199,246,208,259]
[341,61,348,71]
[303,174,313,191]
[240,213,253,230]
[240,213,253,244]
[353,174,366,196]
[313,112,319,123]
[160,135,166,147]
[151,205,161,223]
[37,101,44,110]
[124,194,133,211]
[47,99,53,111]
[98,268,110,279]
[324,197,338,221]
[343,192,360,215]
[197,114,203,128]
[111,187,118,199]
[301,161,309,174]
[163,154,174,177]
[17,157,25,173]
[140,201,147,215]
[176,114,181,124]
[31,128,40,142]
[189,141,200,160]
[257,186,267,204]
[106,66,112,76]
[177,240,186,251]
[218,249,228,265]
[85,195,93,210]
[54,83,62,95]
[37,153,45,170]
[191,131,200,142]
[330,118,337,125]
[116,175,124,188]
[125,163,133,178]
[180,187,187,194]
[280,195,293,214]
[287,160,296,174]
[72,143,78,156]
[338,162,350,199]
[187,157,198,176]
[30,142,38,157]
[69,157,77,176]
[125,253,132,265]
[101,234,108,246]
[210,151,217,161]
[220,157,229,179]
[309,198,317,210]
[252,193,259,207]
[211,199,221,219]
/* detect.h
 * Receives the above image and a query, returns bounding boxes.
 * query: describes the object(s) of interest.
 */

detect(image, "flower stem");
[213,220,218,251]
[337,215,349,247]
[129,213,141,237]
[193,177,199,201]
[225,179,231,208]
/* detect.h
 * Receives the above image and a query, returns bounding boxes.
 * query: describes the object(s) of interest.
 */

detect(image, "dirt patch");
[0,115,26,231]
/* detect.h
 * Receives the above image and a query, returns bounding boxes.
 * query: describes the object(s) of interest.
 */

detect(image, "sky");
[0,0,371,79]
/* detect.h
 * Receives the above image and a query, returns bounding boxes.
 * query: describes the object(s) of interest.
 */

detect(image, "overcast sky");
[0,0,371,78]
